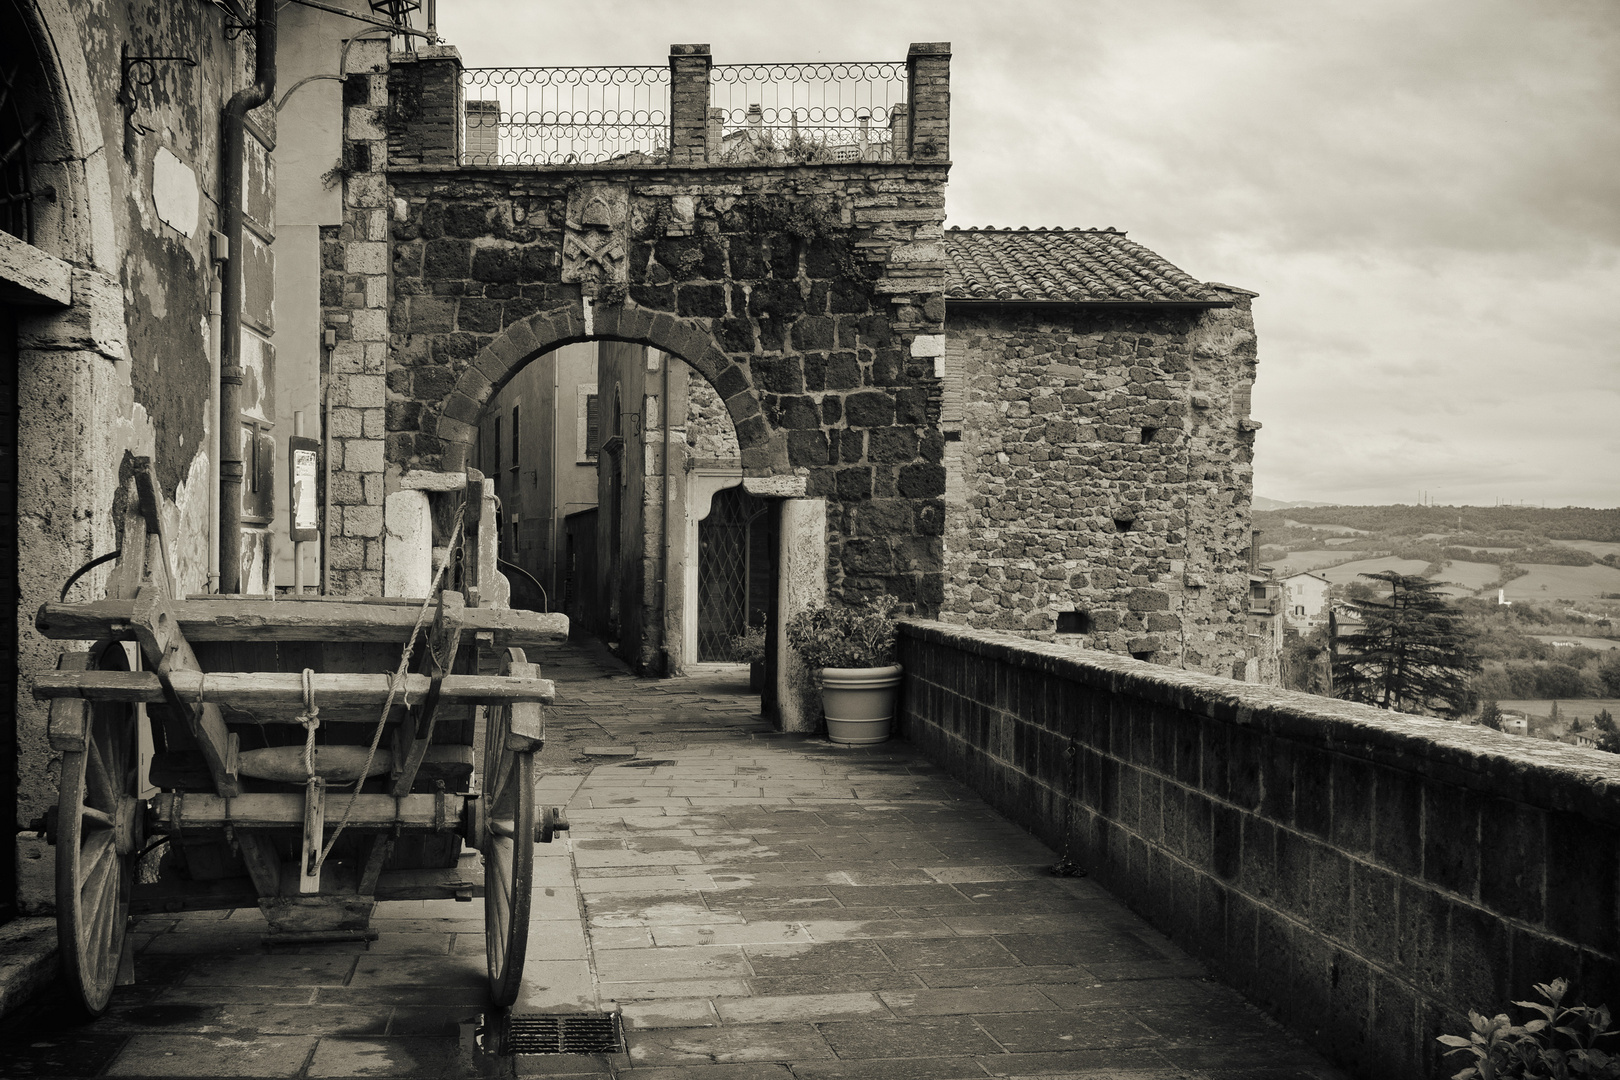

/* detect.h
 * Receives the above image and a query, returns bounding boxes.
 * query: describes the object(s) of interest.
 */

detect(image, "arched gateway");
[318,44,955,725]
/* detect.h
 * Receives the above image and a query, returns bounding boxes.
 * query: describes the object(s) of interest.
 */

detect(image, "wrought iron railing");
[461,66,671,166]
[709,62,907,165]
[458,59,910,167]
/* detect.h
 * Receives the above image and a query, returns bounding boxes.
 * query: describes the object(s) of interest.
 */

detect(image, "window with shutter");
[492,416,502,473]
[584,394,600,458]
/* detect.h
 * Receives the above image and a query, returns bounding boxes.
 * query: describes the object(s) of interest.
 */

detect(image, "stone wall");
[896,619,1620,1080]
[685,372,740,464]
[943,297,1259,677]
[378,166,950,610]
[318,38,393,597]
[8,0,273,914]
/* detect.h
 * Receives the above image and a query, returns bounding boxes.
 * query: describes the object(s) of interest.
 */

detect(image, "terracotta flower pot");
[819,664,903,745]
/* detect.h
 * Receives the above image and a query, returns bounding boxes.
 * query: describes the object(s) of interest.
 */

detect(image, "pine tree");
[1595,709,1620,754]
[1479,700,1503,730]
[1331,572,1481,718]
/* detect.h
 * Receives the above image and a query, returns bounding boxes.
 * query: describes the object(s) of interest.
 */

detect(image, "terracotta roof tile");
[942,227,1227,304]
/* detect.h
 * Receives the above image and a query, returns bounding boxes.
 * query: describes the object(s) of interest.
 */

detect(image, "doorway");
[696,485,772,661]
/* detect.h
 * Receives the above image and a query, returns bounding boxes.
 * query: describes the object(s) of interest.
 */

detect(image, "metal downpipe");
[218,0,277,594]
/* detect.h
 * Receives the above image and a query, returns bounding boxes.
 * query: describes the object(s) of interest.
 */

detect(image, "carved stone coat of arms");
[561,182,630,295]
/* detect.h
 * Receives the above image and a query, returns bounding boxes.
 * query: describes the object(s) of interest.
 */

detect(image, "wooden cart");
[31,466,568,1016]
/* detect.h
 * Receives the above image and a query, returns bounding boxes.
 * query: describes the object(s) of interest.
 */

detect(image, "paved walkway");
[0,641,1346,1080]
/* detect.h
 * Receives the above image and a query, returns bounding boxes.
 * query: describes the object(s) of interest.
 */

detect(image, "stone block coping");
[898,619,1620,827]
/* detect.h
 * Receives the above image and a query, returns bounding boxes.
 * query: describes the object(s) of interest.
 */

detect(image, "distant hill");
[1254,496,1337,511]
[1260,505,1620,542]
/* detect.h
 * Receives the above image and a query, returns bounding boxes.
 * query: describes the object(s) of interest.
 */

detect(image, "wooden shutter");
[585,394,600,457]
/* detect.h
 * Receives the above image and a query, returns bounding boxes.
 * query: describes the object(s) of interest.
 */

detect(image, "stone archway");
[370,172,953,623]
[434,301,782,484]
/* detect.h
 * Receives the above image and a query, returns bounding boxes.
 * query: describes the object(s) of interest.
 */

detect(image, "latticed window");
[1,5,47,243]
[696,486,771,661]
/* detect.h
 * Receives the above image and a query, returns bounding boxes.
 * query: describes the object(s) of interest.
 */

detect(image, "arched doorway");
[477,337,758,676]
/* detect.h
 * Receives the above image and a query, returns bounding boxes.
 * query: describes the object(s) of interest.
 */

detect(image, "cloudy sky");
[439,0,1620,508]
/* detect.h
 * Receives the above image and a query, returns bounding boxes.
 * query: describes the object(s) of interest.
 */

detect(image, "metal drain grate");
[504,1012,621,1055]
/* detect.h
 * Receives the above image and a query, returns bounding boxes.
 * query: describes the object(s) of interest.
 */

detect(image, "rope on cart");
[310,505,467,876]
[297,668,321,777]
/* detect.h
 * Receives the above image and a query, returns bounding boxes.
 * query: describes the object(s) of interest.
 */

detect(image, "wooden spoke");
[56,642,137,1018]
[81,806,114,829]
[483,649,535,1008]
[85,737,117,807]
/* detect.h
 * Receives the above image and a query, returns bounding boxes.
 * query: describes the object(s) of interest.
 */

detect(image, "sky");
[437,0,1620,509]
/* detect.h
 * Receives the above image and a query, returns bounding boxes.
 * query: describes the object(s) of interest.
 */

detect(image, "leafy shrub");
[729,625,767,665]
[1439,978,1618,1078]
[786,598,896,670]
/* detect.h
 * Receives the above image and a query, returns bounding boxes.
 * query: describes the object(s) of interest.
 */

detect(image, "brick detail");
[906,43,951,162]
[668,45,712,165]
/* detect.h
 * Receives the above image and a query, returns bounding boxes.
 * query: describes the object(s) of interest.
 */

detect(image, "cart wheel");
[482,647,535,1007]
[56,642,140,1017]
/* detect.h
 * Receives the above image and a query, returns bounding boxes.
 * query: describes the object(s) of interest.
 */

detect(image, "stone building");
[1,0,288,920]
[0,0,446,920]
[939,227,1261,675]
[1282,569,1332,629]
[569,226,1267,682]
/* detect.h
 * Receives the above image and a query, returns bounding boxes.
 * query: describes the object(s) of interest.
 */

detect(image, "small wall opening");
[1113,517,1135,533]
[1055,610,1092,634]
[1131,650,1156,662]
[1140,426,1158,444]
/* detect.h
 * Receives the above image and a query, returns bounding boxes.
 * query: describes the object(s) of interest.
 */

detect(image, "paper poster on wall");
[288,436,320,541]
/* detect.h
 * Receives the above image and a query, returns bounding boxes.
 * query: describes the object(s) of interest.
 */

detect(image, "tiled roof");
[942,226,1228,304]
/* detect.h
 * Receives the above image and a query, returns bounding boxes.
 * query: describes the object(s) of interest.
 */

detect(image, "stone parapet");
[896,618,1620,1080]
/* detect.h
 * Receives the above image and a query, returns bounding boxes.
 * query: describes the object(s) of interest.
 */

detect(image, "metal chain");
[310,505,467,876]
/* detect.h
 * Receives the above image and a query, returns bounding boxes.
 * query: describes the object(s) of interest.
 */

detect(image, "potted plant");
[785,598,901,745]
[730,625,768,692]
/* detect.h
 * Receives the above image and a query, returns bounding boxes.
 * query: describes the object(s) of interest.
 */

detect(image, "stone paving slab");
[0,644,1350,1079]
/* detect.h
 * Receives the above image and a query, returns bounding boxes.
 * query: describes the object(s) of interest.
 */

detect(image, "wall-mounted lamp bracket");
[118,45,198,136]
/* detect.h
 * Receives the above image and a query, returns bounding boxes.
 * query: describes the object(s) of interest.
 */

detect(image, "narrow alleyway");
[1,641,1346,1079]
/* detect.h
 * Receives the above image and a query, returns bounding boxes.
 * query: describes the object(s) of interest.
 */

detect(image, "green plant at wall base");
[1439,978,1619,1079]
[786,598,896,670]
[729,626,766,665]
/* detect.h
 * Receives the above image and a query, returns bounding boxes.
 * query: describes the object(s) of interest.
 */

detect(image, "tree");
[1594,709,1620,754]
[1282,628,1333,696]
[1331,572,1482,718]
[1479,700,1503,730]
[1598,652,1620,697]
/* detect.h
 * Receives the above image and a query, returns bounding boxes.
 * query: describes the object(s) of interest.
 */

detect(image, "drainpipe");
[218,0,277,594]
[207,231,225,594]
